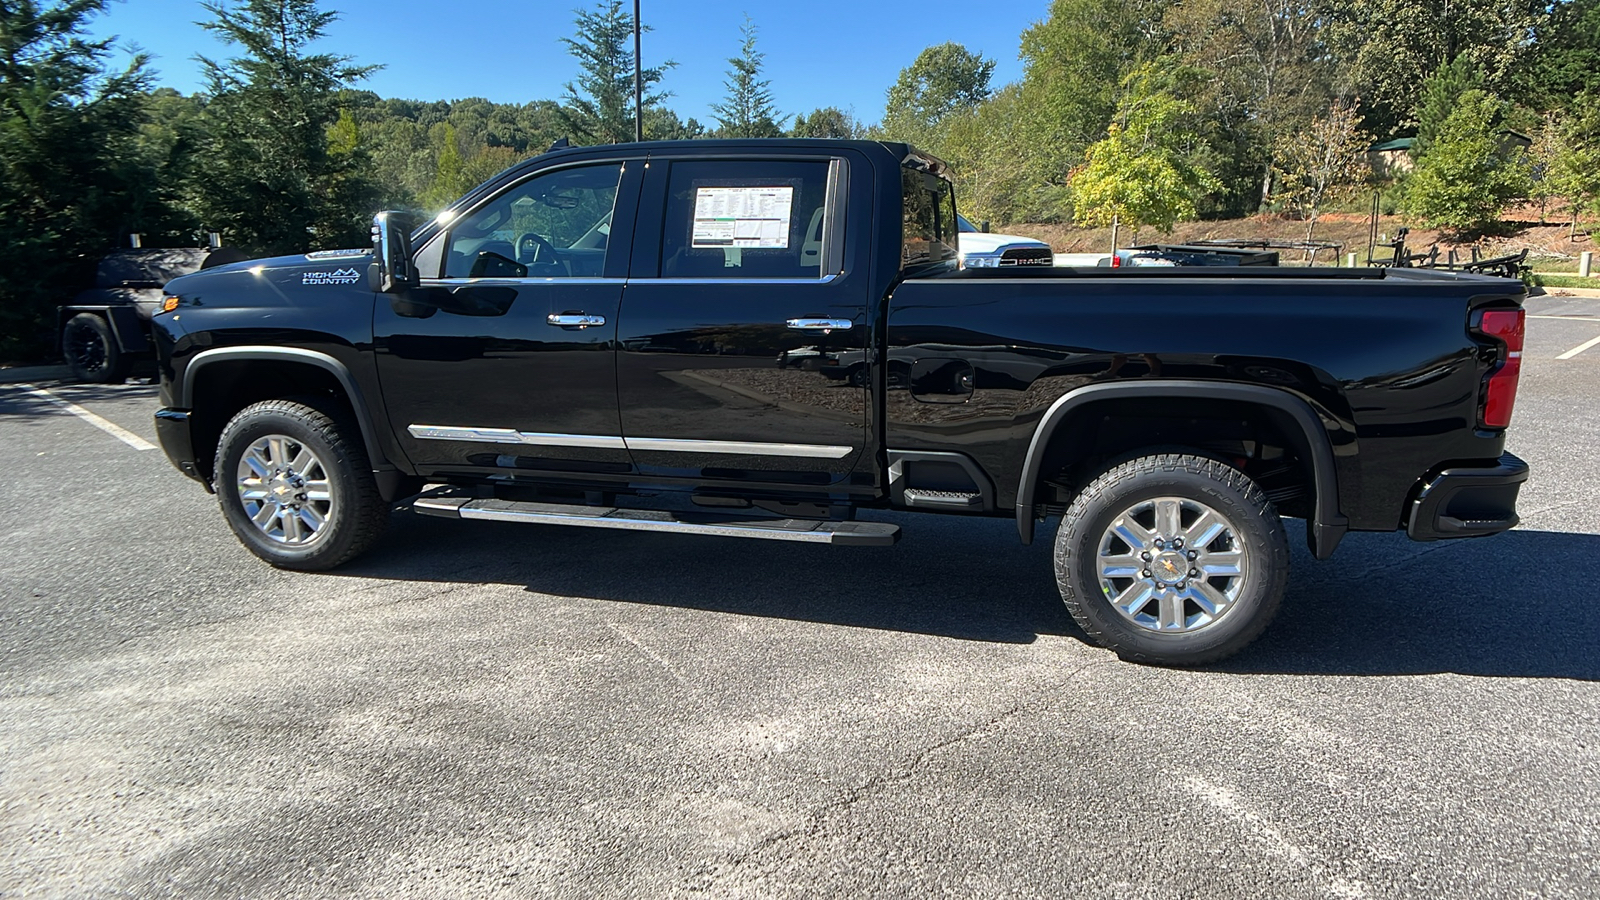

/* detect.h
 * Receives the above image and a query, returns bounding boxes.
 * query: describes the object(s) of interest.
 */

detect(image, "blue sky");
[87,0,1051,126]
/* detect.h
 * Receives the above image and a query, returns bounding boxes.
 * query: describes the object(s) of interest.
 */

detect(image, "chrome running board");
[412,496,899,547]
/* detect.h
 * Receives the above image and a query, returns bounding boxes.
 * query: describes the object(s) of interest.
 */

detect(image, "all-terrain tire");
[1054,452,1289,666]
[214,398,388,570]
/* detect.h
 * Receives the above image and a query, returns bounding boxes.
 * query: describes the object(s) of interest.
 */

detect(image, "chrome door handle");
[548,313,606,328]
[786,317,853,331]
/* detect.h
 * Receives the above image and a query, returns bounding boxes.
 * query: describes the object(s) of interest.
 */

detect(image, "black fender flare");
[179,346,393,471]
[1015,380,1349,558]
[59,305,152,353]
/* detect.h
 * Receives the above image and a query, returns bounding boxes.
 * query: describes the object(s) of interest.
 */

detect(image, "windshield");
[957,214,976,234]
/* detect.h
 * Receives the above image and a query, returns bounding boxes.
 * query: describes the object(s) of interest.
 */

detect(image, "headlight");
[962,256,1001,268]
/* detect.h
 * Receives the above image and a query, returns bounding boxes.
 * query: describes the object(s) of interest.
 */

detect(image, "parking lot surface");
[3,296,1599,898]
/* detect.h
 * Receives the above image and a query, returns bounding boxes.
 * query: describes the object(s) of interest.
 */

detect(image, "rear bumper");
[154,407,211,490]
[1406,453,1528,541]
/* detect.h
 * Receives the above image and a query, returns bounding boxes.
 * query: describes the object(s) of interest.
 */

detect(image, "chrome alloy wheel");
[235,434,333,545]
[1095,497,1250,633]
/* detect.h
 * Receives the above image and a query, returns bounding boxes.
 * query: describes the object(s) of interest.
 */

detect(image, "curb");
[0,365,71,384]
[1530,286,1600,299]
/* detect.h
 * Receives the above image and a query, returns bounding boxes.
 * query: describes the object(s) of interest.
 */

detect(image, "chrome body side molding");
[407,425,627,450]
[409,425,852,459]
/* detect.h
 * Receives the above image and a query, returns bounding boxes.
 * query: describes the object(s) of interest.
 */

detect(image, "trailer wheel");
[62,313,130,383]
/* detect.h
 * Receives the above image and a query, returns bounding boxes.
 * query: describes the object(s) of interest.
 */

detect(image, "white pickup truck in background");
[955,215,1056,268]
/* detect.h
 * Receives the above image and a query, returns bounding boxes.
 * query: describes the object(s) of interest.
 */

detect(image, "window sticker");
[691,186,794,249]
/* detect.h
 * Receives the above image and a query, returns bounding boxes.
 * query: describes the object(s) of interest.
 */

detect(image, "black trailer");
[59,246,245,382]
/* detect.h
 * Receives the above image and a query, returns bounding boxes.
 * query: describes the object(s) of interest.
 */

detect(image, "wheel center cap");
[1152,551,1188,581]
[269,474,299,503]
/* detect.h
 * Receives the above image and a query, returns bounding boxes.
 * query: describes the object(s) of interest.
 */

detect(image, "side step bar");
[413,496,900,547]
[902,488,983,510]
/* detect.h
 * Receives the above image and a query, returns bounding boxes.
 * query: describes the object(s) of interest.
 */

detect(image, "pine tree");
[559,0,674,144]
[190,0,380,255]
[1413,56,1481,157]
[0,0,164,360]
[711,16,782,138]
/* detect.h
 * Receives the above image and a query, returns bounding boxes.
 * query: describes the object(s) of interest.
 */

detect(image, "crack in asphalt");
[684,659,1099,893]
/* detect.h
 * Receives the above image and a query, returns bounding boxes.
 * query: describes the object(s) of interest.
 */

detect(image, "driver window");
[443,162,623,279]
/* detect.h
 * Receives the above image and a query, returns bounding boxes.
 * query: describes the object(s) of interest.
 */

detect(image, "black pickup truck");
[149,139,1529,665]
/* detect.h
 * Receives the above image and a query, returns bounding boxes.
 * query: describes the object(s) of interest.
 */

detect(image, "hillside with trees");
[4,0,1600,361]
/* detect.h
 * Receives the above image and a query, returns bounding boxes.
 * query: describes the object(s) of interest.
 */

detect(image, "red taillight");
[1476,308,1524,429]
[1111,253,1122,268]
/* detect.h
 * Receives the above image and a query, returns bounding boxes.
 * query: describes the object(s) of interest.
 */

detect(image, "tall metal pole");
[633,0,643,142]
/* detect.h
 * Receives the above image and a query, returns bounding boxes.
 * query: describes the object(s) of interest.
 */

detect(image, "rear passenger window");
[659,160,831,279]
[901,165,957,273]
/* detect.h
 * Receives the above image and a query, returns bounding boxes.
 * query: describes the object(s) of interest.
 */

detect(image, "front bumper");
[154,407,210,490]
[1406,452,1528,541]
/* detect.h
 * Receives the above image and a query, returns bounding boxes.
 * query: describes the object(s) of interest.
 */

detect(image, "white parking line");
[1529,315,1600,321]
[1557,334,1600,361]
[17,383,157,450]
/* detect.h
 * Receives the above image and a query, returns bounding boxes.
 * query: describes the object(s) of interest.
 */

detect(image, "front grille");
[1000,247,1053,265]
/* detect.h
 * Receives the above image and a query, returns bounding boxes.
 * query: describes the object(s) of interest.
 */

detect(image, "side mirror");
[372,211,418,293]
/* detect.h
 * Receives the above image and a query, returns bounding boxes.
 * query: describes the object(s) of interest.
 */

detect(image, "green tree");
[940,85,1035,224]
[1008,0,1173,220]
[645,106,707,140]
[790,107,860,139]
[1273,101,1373,246]
[559,0,673,144]
[460,144,523,190]
[1528,112,1565,223]
[1068,64,1221,232]
[190,0,380,255]
[881,42,994,146]
[1547,94,1600,234]
[1165,0,1332,211]
[1412,55,1481,155]
[1321,0,1547,135]
[132,88,206,233]
[0,0,165,360]
[419,122,469,210]
[1402,90,1530,234]
[710,16,781,138]
[1517,0,1600,111]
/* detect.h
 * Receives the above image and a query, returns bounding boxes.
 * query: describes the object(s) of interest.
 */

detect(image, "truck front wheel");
[214,399,388,570]
[1053,453,1289,666]
[62,313,130,383]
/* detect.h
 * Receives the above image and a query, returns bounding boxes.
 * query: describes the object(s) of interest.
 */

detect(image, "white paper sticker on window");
[691,186,794,249]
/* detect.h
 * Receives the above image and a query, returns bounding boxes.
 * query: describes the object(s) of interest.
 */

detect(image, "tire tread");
[1055,452,1288,666]
[214,397,387,570]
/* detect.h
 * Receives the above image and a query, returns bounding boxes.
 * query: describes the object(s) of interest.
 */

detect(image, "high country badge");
[303,267,363,286]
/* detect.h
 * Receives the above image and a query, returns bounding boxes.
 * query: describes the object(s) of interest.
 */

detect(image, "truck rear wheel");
[214,399,388,570]
[62,313,130,383]
[1053,452,1289,666]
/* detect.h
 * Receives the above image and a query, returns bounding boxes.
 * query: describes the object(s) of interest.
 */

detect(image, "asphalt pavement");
[3,298,1599,898]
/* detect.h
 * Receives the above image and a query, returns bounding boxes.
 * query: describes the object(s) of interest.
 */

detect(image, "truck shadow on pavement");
[1224,527,1600,681]
[0,380,158,411]
[340,511,1600,681]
